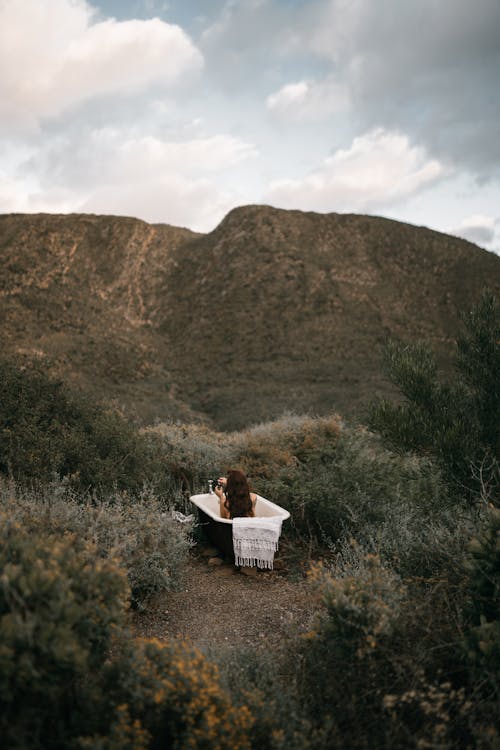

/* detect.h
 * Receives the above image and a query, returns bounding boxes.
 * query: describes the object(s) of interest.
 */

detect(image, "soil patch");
[132,543,318,653]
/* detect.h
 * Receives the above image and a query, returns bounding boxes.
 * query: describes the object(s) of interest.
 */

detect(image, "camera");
[212,479,222,490]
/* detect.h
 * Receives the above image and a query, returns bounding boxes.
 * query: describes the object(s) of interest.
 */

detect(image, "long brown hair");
[224,469,254,519]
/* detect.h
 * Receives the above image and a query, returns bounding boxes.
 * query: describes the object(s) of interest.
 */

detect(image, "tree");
[369,291,499,502]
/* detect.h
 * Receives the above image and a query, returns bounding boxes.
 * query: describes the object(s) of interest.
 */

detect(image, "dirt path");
[132,543,318,653]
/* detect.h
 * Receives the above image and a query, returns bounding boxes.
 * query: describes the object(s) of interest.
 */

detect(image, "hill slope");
[1,207,499,429]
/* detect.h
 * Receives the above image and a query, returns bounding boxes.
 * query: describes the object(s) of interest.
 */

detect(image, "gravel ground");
[132,543,319,653]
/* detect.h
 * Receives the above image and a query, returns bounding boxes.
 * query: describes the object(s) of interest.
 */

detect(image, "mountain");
[1,206,499,429]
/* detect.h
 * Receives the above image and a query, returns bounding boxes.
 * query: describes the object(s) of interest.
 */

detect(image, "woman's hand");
[214,477,227,499]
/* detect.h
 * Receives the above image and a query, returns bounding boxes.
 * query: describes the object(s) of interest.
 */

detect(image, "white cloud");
[266,77,349,120]
[29,127,257,184]
[0,0,203,130]
[266,128,446,213]
[80,173,237,232]
[301,0,500,177]
[113,133,257,175]
[1,125,257,231]
[452,214,496,247]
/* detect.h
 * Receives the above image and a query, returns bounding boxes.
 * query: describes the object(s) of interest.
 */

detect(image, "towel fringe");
[235,555,275,569]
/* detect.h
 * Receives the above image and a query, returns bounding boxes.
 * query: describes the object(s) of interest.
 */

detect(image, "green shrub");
[354,495,475,580]
[296,554,405,746]
[0,519,251,749]
[255,426,451,550]
[368,291,499,500]
[0,358,162,490]
[464,509,500,698]
[0,521,129,749]
[101,638,252,750]
[209,645,330,750]
[232,414,343,480]
[0,479,193,609]
[145,422,234,492]
[382,673,473,750]
[292,548,489,748]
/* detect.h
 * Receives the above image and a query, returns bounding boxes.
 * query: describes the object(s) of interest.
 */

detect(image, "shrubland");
[0,479,192,610]
[0,358,165,491]
[0,519,251,750]
[0,292,498,748]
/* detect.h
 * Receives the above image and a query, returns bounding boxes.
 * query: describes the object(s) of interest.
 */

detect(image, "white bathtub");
[190,492,290,557]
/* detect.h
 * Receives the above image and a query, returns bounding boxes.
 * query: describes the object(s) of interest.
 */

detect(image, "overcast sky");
[1,0,500,254]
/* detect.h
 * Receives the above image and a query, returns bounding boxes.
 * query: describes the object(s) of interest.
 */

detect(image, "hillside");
[0,213,202,424]
[1,206,499,429]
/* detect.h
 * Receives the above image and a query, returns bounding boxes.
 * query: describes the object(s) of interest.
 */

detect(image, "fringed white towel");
[232,517,282,569]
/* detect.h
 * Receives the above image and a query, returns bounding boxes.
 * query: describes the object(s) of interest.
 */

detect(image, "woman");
[214,469,257,519]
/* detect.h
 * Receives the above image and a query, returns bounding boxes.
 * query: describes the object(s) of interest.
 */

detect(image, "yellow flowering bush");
[0,518,252,750]
[308,554,405,658]
[0,518,129,749]
[104,638,252,750]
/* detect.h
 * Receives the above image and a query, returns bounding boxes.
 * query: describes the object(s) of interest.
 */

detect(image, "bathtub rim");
[189,492,290,523]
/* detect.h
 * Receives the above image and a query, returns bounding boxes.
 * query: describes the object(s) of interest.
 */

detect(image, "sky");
[1,0,500,254]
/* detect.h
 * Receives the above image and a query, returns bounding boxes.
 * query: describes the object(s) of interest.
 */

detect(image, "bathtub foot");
[238,566,259,577]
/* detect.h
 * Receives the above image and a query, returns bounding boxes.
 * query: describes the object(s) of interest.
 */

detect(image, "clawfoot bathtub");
[190,492,290,559]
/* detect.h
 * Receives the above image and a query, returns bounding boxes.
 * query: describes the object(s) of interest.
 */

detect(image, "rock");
[239,566,258,577]
[200,546,219,558]
[208,557,223,566]
[217,565,237,577]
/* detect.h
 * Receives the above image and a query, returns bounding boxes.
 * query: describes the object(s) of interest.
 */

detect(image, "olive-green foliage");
[153,412,466,583]
[299,555,406,747]
[0,521,251,750]
[254,425,456,565]
[146,421,234,491]
[368,291,499,499]
[294,546,488,749]
[0,358,161,490]
[211,645,329,750]
[149,414,343,495]
[464,509,500,697]
[0,478,193,610]
[101,638,252,750]
[0,521,129,749]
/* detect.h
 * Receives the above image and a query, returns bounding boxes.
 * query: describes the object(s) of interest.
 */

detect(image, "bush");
[368,291,499,500]
[464,509,500,699]
[0,358,162,490]
[145,422,234,492]
[0,521,129,749]
[209,645,329,750]
[0,478,193,609]
[101,638,252,750]
[254,425,452,550]
[295,554,405,747]
[0,520,251,750]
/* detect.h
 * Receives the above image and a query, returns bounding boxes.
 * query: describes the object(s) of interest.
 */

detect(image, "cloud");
[0,0,203,130]
[303,0,500,178]
[200,0,303,90]
[266,77,349,120]
[266,128,446,213]
[28,127,257,184]
[80,173,237,231]
[2,125,257,231]
[452,214,496,247]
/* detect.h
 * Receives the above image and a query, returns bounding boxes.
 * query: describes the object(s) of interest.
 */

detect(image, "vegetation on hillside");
[369,290,499,501]
[0,292,498,747]
[2,209,499,429]
[0,359,164,490]
[0,519,251,750]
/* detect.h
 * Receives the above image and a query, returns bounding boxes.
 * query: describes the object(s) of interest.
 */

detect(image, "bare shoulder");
[250,492,257,504]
